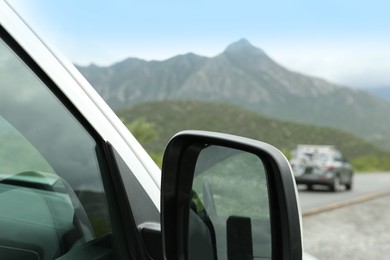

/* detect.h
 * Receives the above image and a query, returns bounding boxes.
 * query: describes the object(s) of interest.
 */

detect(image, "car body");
[291,145,354,191]
[0,1,303,259]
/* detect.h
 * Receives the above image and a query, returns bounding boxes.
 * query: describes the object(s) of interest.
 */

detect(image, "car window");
[312,153,329,164]
[0,36,113,259]
[333,151,344,162]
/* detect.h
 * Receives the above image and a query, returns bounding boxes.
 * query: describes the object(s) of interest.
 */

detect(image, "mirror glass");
[189,145,271,260]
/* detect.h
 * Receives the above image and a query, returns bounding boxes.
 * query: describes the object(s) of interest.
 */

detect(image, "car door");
[333,151,348,183]
[0,3,167,258]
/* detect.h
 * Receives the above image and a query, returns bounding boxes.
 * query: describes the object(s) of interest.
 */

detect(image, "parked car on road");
[290,145,354,192]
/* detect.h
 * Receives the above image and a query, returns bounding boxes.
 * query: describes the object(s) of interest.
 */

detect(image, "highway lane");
[298,172,390,213]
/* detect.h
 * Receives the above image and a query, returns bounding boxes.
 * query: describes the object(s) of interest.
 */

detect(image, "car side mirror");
[161,131,302,259]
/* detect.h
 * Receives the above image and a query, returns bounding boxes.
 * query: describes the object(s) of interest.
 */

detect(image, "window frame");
[0,25,141,259]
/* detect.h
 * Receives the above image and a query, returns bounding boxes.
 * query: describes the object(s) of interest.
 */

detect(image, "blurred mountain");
[366,87,390,101]
[77,39,390,150]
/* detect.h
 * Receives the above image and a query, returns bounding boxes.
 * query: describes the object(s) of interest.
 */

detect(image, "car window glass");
[312,153,329,164]
[0,37,112,259]
[333,151,343,161]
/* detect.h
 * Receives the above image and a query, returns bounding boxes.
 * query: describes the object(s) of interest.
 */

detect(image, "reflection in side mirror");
[161,131,302,260]
[190,145,271,259]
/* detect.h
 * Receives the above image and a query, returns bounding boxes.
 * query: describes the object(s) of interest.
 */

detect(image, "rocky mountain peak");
[224,38,265,55]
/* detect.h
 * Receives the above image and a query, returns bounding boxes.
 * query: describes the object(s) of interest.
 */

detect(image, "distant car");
[290,145,353,191]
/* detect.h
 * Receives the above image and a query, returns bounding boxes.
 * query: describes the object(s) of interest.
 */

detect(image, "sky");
[7,0,390,88]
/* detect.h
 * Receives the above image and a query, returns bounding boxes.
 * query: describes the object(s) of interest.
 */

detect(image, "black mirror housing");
[161,131,302,260]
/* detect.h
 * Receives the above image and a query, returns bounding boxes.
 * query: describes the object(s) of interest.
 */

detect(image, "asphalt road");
[299,172,390,259]
[297,172,390,213]
[303,195,390,259]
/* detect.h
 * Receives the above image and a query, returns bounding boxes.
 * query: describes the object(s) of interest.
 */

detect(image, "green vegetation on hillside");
[117,100,390,171]
[121,117,163,166]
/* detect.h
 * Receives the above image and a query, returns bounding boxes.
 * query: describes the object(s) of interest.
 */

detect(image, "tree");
[122,117,162,167]
[123,118,158,145]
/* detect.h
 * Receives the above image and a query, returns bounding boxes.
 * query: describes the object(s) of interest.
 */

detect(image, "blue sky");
[8,0,390,88]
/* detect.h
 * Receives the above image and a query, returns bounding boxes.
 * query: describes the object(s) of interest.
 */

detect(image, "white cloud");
[266,43,390,88]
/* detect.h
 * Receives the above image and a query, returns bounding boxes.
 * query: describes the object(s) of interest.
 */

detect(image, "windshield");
[7,1,390,259]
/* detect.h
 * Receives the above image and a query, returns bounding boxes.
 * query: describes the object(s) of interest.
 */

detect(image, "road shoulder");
[303,195,390,259]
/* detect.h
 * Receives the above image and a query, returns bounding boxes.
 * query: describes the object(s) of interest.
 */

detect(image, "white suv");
[291,145,353,192]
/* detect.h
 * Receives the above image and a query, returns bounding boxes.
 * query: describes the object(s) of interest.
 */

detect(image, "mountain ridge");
[76,39,390,150]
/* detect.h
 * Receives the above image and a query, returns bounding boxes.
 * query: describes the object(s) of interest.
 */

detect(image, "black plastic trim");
[139,223,163,260]
[103,141,146,260]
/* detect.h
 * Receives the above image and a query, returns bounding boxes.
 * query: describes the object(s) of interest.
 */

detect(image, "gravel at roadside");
[302,195,390,260]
